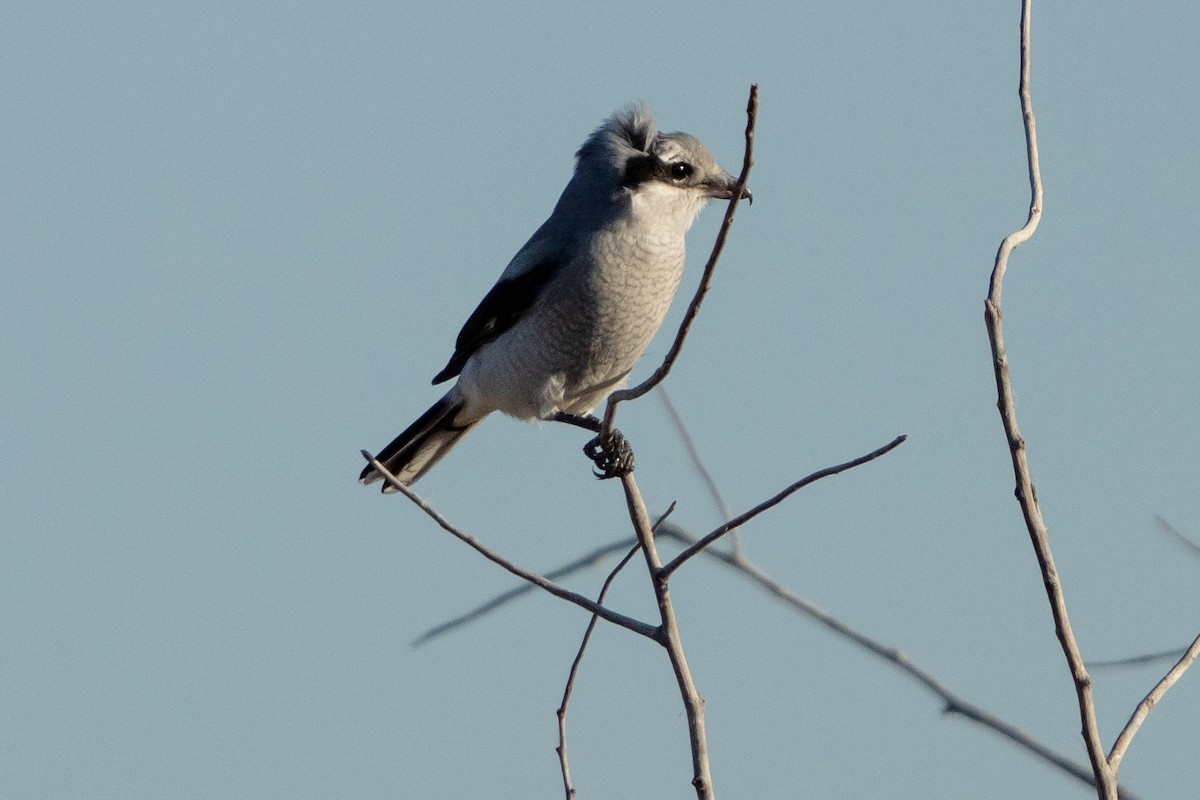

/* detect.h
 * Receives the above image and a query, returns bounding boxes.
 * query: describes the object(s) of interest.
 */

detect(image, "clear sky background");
[3,2,1198,798]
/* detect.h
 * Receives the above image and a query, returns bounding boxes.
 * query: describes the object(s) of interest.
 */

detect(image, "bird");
[360,104,749,491]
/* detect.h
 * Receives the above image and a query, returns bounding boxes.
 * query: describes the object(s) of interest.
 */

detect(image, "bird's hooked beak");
[705,172,753,205]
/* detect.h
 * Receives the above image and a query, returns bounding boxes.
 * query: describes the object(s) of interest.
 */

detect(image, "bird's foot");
[583,428,635,479]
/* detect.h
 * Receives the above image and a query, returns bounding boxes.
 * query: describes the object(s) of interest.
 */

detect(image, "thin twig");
[413,537,638,646]
[983,4,1116,797]
[619,474,713,799]
[1108,633,1200,771]
[556,503,675,800]
[987,2,1043,306]
[1089,648,1192,670]
[599,85,758,440]
[660,435,906,580]
[556,541,644,798]
[362,451,659,641]
[1153,514,1200,561]
[659,388,742,556]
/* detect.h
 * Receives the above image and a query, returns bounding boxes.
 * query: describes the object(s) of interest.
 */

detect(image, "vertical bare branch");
[983,3,1116,797]
[620,474,713,799]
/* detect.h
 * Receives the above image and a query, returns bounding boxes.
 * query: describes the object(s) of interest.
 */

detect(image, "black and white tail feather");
[360,392,478,491]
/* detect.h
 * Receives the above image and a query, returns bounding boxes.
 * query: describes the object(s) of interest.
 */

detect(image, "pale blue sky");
[3,2,1198,798]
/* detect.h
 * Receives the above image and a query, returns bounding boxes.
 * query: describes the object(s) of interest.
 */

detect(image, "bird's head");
[575,105,751,226]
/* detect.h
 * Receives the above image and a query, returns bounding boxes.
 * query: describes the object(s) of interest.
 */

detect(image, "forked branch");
[660,435,906,579]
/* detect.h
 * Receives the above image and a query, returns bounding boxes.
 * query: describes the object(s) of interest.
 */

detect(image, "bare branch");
[556,541,644,798]
[983,4,1116,797]
[413,537,637,646]
[659,388,742,555]
[986,4,1044,305]
[1153,514,1200,562]
[620,475,713,798]
[1089,648,1192,670]
[660,435,906,579]
[1108,633,1200,771]
[599,85,758,439]
[362,451,659,641]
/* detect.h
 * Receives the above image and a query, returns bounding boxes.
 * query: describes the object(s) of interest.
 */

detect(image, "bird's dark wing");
[432,257,561,384]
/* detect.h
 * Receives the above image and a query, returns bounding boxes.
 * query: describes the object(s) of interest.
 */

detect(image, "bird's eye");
[670,162,694,181]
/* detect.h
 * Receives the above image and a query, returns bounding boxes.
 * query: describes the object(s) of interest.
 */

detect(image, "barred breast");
[458,225,687,421]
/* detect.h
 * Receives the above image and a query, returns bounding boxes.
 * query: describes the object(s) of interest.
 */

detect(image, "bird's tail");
[359,391,482,491]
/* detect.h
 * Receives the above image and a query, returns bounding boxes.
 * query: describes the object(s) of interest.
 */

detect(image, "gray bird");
[360,104,749,490]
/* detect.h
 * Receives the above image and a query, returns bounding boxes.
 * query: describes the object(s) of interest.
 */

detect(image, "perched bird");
[360,104,749,491]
